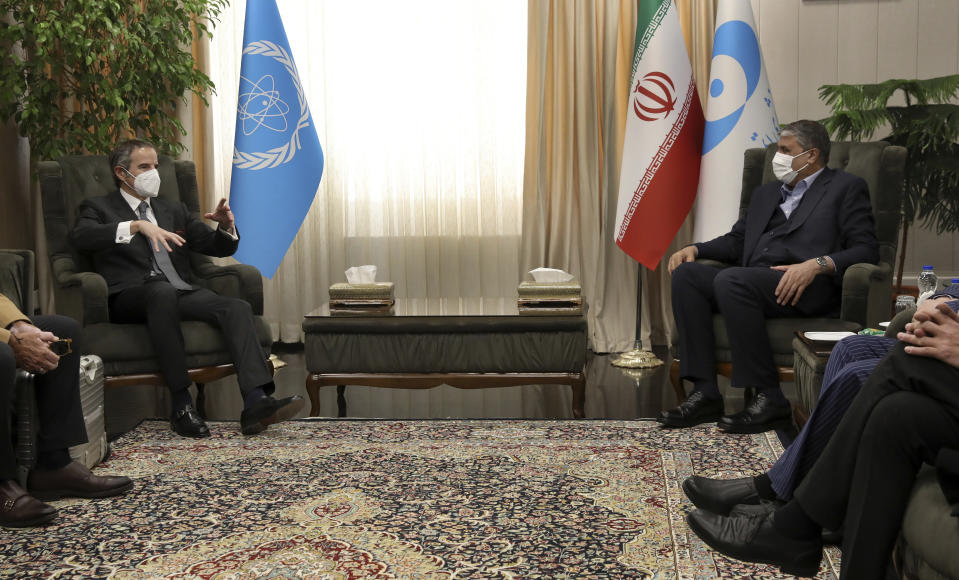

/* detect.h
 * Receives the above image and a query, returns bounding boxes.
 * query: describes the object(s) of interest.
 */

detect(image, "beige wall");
[752,0,959,283]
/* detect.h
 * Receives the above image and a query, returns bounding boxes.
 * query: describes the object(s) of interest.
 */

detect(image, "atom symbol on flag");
[238,74,291,136]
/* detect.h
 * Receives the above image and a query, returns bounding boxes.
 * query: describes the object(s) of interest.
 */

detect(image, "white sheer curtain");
[208,0,527,341]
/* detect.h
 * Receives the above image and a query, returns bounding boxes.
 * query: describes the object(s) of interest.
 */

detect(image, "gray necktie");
[136,202,193,290]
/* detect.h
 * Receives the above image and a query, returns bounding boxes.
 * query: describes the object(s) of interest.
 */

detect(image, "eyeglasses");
[50,338,72,356]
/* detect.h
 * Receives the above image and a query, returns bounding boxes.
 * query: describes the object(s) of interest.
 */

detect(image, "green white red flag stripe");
[615,0,704,269]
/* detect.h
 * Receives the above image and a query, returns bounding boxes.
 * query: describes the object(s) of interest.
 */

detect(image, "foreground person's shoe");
[729,500,783,518]
[27,461,133,501]
[718,392,791,434]
[658,391,724,428]
[687,509,822,577]
[171,404,211,438]
[0,480,56,527]
[240,394,306,435]
[683,475,762,515]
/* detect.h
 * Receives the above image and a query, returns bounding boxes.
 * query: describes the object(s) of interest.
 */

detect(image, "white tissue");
[345,265,377,284]
[529,267,575,283]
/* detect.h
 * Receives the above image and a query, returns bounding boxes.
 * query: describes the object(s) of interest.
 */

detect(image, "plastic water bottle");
[918,265,938,295]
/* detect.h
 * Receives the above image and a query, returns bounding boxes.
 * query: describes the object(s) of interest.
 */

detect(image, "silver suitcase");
[69,354,109,468]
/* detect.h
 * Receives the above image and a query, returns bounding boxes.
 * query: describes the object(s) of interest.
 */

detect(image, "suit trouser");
[671,262,839,390]
[109,282,272,397]
[0,315,87,481]
[768,335,896,500]
[793,342,959,578]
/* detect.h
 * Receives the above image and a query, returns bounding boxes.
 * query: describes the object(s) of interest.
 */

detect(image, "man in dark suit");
[1,294,131,527]
[69,139,304,439]
[686,300,959,577]
[663,120,879,433]
[681,286,959,519]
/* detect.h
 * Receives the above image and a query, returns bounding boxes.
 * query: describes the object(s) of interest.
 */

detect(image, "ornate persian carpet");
[1,420,841,578]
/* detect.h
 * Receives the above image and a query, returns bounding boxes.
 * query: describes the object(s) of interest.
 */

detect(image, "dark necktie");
[136,201,193,290]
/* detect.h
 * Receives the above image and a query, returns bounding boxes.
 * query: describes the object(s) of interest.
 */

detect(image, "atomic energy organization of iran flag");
[614,0,704,270]
[693,0,779,242]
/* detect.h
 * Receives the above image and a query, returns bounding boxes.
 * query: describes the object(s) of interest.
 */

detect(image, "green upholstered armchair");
[669,141,907,396]
[0,249,38,486]
[39,156,273,417]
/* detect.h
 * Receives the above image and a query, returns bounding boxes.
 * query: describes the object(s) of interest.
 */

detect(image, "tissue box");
[517,281,583,315]
[329,282,395,300]
[518,281,582,298]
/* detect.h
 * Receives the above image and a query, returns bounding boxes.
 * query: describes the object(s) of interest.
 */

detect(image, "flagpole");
[611,265,663,368]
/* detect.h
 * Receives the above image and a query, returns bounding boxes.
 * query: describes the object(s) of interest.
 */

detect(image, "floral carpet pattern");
[0,420,841,578]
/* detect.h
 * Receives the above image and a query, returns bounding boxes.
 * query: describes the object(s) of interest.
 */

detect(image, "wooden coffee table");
[303,300,588,418]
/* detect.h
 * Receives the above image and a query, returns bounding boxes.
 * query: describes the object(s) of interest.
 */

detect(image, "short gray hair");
[109,139,157,187]
[780,120,830,164]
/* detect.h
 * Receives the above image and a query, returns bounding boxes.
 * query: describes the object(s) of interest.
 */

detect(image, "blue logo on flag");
[702,20,762,154]
[230,0,324,277]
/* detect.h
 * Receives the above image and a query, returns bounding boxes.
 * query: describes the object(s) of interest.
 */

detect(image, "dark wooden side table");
[302,300,588,418]
[791,331,842,427]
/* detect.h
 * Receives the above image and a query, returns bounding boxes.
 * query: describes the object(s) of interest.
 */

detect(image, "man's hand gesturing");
[133,220,185,253]
[204,198,235,233]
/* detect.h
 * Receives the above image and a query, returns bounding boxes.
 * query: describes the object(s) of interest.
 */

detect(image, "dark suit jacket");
[69,190,239,295]
[694,168,879,283]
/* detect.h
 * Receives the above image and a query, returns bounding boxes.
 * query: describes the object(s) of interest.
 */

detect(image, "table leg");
[306,374,321,417]
[337,385,347,417]
[571,373,585,419]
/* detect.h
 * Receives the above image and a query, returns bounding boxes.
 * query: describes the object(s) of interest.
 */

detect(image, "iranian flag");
[615,0,705,269]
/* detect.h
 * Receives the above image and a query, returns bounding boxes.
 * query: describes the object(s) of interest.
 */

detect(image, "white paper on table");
[345,265,377,284]
[529,267,574,283]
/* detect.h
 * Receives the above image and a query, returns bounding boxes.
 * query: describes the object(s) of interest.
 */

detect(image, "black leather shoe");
[658,391,724,428]
[171,405,211,438]
[729,499,783,518]
[683,475,762,515]
[718,392,791,434]
[240,395,305,435]
[0,480,56,527]
[687,509,822,577]
[28,461,133,501]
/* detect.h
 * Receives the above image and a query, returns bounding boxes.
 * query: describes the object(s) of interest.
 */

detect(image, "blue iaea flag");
[229,0,324,278]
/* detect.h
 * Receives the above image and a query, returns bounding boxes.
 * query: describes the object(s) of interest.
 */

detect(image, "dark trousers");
[671,262,838,390]
[109,282,272,397]
[768,335,896,499]
[793,342,959,578]
[0,315,87,481]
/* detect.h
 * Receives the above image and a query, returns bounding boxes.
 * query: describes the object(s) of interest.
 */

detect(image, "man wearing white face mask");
[663,120,879,434]
[69,139,304,439]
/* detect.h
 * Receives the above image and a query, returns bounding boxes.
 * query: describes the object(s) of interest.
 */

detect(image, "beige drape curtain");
[521,0,714,353]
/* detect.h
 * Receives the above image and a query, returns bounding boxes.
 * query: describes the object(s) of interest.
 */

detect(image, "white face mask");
[122,167,161,198]
[772,150,811,184]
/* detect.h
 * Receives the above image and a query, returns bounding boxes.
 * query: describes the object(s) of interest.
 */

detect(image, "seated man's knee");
[141,282,180,311]
[671,261,707,291]
[0,342,15,379]
[39,314,80,340]
[712,267,750,298]
[143,281,179,301]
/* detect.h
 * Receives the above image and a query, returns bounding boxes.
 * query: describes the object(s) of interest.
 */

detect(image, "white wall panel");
[797,0,839,121]
[837,0,878,84]
[760,0,801,123]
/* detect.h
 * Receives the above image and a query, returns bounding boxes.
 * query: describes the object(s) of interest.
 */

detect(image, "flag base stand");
[611,340,663,368]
